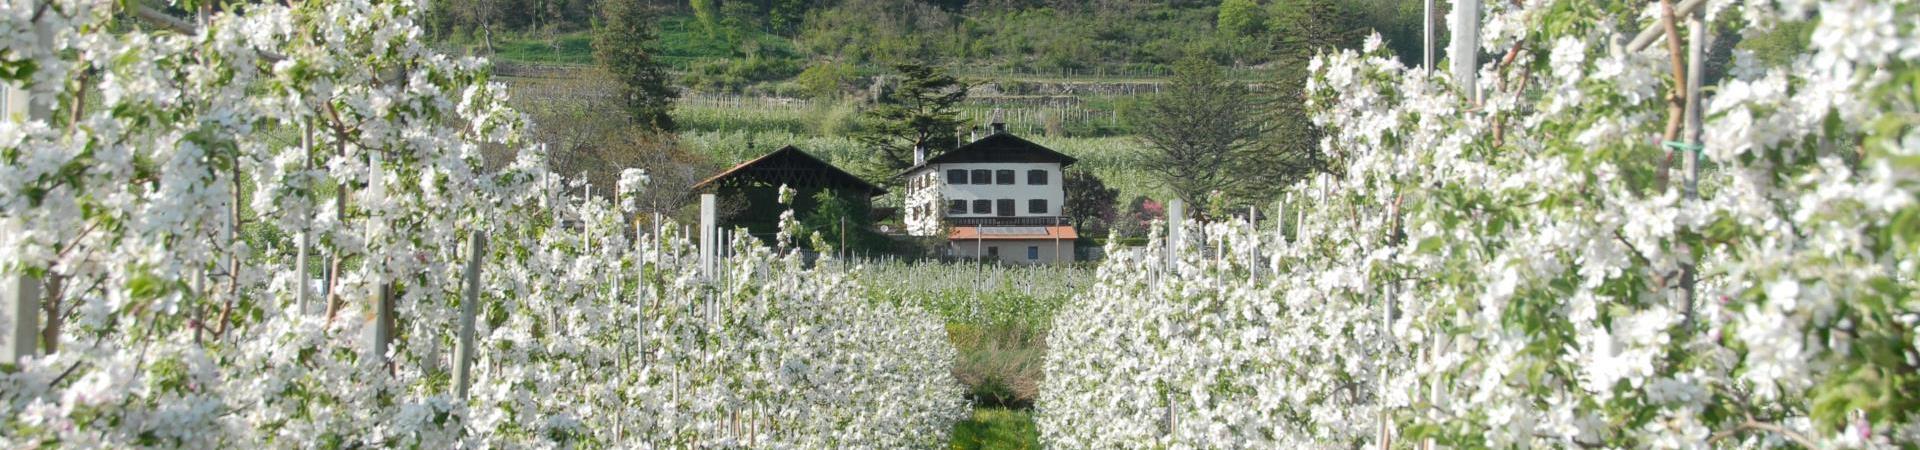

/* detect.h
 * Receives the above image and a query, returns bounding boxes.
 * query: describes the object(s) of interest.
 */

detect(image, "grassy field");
[482,14,797,67]
[855,262,1071,449]
[951,408,1043,450]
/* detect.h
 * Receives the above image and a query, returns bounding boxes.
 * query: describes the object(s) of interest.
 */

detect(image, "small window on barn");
[1029,199,1048,214]
[987,246,1000,258]
[996,199,1015,216]
[996,170,1015,185]
[1028,246,1040,260]
[973,200,992,214]
[972,169,991,184]
[947,169,968,184]
[1028,170,1048,185]
[949,200,967,214]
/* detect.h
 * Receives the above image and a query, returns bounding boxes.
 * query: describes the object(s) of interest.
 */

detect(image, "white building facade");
[903,125,1080,264]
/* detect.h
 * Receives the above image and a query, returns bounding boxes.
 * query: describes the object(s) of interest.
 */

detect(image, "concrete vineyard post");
[295,118,314,315]
[1451,0,1480,102]
[1683,3,1705,200]
[2,274,38,366]
[2,10,52,365]
[1424,0,1437,75]
[1167,199,1184,271]
[454,232,487,400]
[701,194,716,280]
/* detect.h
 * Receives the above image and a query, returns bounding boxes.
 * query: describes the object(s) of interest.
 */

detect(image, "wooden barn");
[691,145,886,242]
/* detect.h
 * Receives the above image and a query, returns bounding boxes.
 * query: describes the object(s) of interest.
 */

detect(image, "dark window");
[947,169,968,184]
[987,246,999,257]
[1028,170,1048,185]
[972,200,992,214]
[996,170,1015,185]
[1029,199,1048,214]
[971,169,991,184]
[996,199,1015,217]
[948,200,967,214]
[1028,246,1040,260]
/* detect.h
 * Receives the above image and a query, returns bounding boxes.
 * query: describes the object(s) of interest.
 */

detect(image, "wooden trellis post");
[453,231,486,400]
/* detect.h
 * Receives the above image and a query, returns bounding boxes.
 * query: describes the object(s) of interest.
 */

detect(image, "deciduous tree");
[1063,169,1119,236]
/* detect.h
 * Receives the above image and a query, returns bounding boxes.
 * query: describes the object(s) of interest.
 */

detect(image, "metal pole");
[1451,0,1481,102]
[453,232,487,400]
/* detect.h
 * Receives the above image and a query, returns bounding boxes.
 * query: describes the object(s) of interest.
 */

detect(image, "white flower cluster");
[1041,0,1919,448]
[0,0,964,447]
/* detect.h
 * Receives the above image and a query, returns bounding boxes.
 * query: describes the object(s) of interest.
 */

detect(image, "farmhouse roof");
[903,132,1077,175]
[693,145,887,197]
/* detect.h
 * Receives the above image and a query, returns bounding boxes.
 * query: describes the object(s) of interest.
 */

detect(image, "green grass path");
[950,407,1042,450]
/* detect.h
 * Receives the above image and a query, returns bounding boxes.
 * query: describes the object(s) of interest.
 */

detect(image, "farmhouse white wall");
[949,239,1074,264]
[915,162,1063,217]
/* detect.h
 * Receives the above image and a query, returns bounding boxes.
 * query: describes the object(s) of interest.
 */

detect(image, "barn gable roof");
[693,145,886,197]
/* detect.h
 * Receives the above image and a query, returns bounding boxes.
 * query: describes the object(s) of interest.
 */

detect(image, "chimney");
[989,108,1006,134]
[913,145,926,166]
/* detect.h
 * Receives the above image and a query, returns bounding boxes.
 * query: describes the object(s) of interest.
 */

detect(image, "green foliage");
[794,61,858,99]
[593,0,678,130]
[1063,169,1119,236]
[679,55,802,93]
[690,0,718,35]
[1269,0,1364,60]
[490,31,596,64]
[1217,0,1266,36]
[798,189,883,254]
[1133,57,1270,211]
[1736,20,1814,68]
[855,63,968,187]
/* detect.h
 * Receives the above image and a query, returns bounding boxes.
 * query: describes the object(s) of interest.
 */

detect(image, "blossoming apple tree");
[0,0,965,447]
[1039,0,1917,447]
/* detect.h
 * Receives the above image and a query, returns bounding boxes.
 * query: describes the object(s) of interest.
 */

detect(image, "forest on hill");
[425,0,1428,83]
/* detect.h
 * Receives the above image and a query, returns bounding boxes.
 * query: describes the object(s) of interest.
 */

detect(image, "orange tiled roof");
[948,225,1078,240]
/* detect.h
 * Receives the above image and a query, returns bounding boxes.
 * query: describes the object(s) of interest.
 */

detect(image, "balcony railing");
[946,216,1069,227]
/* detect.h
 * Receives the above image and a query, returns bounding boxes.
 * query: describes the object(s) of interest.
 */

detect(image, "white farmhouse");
[903,120,1079,264]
